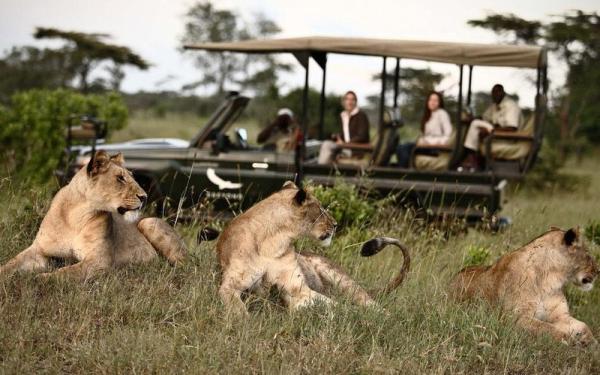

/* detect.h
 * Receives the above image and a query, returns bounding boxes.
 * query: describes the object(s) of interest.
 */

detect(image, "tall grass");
[1,157,600,374]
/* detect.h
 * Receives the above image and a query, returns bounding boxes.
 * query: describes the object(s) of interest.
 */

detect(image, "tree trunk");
[558,97,570,163]
[79,63,90,93]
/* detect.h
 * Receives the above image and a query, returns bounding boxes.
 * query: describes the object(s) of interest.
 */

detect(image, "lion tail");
[197,227,220,244]
[361,237,411,294]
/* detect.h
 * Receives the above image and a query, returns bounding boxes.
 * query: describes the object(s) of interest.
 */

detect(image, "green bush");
[311,180,390,228]
[585,221,600,245]
[523,144,590,192]
[462,245,490,267]
[0,89,128,181]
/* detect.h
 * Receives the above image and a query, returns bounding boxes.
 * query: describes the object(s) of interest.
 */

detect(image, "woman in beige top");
[396,91,453,167]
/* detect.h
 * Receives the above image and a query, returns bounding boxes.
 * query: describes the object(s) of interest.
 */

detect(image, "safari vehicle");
[65,36,548,225]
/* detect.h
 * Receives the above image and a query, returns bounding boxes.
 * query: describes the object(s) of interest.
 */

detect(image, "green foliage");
[311,180,388,228]
[180,1,287,96]
[585,221,600,245]
[33,27,149,92]
[523,144,590,192]
[467,11,600,149]
[0,89,128,181]
[0,46,74,103]
[374,67,445,128]
[468,13,542,44]
[463,245,491,267]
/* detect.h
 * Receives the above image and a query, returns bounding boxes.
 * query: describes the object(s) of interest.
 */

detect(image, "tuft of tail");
[361,237,411,294]
[197,227,220,244]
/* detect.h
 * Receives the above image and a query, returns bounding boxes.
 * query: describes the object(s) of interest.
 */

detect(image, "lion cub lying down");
[216,181,410,314]
[0,151,188,280]
[450,227,599,346]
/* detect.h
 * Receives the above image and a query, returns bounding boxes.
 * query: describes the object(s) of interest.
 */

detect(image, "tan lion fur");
[216,181,410,314]
[450,227,599,346]
[0,151,187,281]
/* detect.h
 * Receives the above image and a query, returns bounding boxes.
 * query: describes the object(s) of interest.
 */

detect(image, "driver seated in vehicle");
[460,84,522,170]
[318,90,370,164]
[256,108,297,151]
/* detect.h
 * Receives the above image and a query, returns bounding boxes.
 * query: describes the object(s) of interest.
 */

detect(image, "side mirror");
[235,128,248,149]
[392,108,404,127]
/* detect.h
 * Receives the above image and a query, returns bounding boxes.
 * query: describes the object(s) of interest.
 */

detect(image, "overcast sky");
[1,0,598,107]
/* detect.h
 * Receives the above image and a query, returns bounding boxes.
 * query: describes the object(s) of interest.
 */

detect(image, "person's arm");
[257,115,288,144]
[482,105,494,123]
[499,100,521,129]
[256,122,276,144]
[349,112,370,143]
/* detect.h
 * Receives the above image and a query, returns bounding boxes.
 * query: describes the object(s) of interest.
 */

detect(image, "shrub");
[462,245,490,267]
[0,89,127,181]
[523,144,590,192]
[585,221,600,245]
[311,180,391,228]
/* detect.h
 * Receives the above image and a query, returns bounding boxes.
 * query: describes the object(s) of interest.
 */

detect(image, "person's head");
[491,84,505,104]
[421,91,445,128]
[342,91,358,112]
[427,91,444,112]
[277,108,294,119]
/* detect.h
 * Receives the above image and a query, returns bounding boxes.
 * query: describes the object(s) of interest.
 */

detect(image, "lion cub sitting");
[216,181,410,314]
[0,151,188,281]
[450,227,599,346]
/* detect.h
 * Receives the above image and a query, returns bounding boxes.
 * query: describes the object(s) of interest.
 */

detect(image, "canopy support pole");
[450,64,464,169]
[318,56,327,140]
[379,57,387,127]
[393,58,400,109]
[295,53,310,184]
[457,64,464,126]
[466,65,473,107]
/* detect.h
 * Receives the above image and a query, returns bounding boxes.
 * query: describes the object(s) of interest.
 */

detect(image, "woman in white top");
[396,91,453,167]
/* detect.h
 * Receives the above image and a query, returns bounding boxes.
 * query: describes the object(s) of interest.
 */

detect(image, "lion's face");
[282,181,337,246]
[84,151,147,222]
[560,228,599,292]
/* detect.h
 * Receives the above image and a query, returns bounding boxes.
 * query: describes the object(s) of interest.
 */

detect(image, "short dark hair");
[492,84,504,92]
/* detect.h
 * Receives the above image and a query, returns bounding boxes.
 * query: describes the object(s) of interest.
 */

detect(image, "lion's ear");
[294,188,307,205]
[87,150,110,177]
[282,180,297,190]
[564,227,580,247]
[110,152,125,166]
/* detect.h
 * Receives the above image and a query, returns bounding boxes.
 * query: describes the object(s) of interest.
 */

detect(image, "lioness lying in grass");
[0,151,188,280]
[451,227,599,346]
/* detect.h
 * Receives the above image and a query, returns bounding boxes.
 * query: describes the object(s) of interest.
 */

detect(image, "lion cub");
[0,151,188,281]
[450,227,599,346]
[216,181,410,314]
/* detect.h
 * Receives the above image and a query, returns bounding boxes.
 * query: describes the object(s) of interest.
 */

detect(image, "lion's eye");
[117,175,125,183]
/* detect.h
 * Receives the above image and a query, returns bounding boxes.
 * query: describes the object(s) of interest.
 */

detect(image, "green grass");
[2,150,600,373]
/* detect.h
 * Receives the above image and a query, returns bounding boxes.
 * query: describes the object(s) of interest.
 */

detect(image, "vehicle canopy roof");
[184,36,546,69]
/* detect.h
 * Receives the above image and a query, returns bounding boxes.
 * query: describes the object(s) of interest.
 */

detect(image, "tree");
[180,2,246,95]
[34,27,150,92]
[180,2,289,97]
[468,11,600,155]
[240,13,292,96]
[372,67,445,126]
[0,46,74,102]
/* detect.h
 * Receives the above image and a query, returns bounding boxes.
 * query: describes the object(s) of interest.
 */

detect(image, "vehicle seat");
[336,110,399,167]
[479,113,535,161]
[411,129,457,171]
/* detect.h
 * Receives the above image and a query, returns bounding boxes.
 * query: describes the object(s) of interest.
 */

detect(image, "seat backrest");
[520,113,535,134]
[371,124,399,166]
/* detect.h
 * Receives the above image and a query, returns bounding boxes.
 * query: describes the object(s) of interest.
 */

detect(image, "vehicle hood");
[74,138,189,155]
